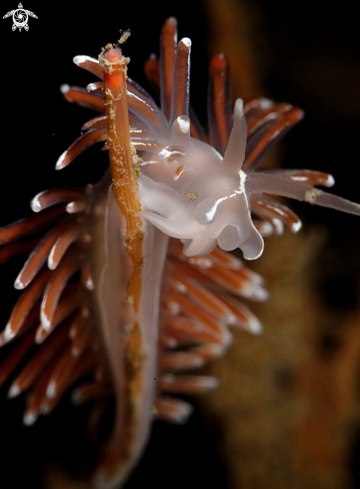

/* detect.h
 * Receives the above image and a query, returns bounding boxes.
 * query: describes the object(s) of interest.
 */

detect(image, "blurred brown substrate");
[200,1,360,489]
[202,229,360,489]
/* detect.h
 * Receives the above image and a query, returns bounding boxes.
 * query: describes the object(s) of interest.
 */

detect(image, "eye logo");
[2,3,38,31]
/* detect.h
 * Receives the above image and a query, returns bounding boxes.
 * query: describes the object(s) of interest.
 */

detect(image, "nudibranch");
[1,17,360,489]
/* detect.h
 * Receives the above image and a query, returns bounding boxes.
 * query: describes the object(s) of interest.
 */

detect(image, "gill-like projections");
[1,16,360,489]
[63,20,360,260]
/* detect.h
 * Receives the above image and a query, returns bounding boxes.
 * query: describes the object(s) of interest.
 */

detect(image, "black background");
[0,1,359,488]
